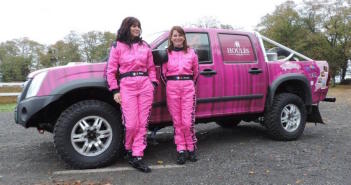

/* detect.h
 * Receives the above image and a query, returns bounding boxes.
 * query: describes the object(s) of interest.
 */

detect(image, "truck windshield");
[143,31,166,45]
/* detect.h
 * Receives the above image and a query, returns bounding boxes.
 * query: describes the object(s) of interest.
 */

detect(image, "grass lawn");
[0,103,16,112]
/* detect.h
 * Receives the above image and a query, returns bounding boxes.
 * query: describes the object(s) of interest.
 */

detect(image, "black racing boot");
[176,151,187,165]
[125,150,133,162]
[129,157,151,173]
[188,150,197,162]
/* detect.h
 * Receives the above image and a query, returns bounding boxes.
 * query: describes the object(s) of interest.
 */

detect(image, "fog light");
[22,107,27,114]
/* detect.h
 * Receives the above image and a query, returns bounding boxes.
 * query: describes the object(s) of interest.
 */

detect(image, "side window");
[218,34,256,63]
[155,33,212,64]
[186,33,212,64]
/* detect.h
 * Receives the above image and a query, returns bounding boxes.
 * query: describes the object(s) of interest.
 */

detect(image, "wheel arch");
[267,74,312,107]
[27,80,119,131]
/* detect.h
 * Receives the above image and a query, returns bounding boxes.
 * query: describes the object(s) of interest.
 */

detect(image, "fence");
[0,82,23,97]
[0,82,24,87]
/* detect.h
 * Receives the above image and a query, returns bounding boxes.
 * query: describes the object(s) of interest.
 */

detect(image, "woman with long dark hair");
[106,17,158,173]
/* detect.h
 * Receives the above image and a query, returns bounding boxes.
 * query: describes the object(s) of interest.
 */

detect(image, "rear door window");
[186,33,212,64]
[218,34,256,63]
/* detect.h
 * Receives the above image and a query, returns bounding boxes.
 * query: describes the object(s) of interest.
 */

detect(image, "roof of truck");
[183,28,254,35]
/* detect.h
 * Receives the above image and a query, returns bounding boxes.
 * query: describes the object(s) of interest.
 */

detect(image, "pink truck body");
[15,28,332,168]
[24,28,329,124]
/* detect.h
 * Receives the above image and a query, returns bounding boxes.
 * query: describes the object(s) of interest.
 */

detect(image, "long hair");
[167,26,188,53]
[116,17,143,47]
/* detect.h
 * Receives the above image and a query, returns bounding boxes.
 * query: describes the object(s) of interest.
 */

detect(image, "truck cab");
[150,29,268,124]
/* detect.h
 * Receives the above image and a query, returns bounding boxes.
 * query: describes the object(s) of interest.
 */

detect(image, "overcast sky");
[1,0,302,45]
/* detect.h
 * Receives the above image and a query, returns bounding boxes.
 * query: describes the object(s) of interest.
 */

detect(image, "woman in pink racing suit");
[162,26,199,165]
[106,17,158,173]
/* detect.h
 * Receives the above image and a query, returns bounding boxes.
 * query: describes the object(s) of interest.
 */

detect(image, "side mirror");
[152,49,168,66]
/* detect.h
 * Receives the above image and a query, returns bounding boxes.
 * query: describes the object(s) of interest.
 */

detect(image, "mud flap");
[306,105,324,124]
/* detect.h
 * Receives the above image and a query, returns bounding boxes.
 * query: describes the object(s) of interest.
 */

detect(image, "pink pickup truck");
[15,28,334,168]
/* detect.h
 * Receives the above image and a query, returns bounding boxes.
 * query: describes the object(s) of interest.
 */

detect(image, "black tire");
[264,93,306,141]
[54,100,123,169]
[216,118,241,128]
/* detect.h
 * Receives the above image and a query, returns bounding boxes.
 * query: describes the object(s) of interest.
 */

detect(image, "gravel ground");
[0,86,350,185]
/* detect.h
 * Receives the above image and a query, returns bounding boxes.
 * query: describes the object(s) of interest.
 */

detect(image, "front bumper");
[14,95,59,127]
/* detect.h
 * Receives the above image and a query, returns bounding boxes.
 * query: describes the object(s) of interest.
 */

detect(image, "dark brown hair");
[167,26,188,53]
[116,17,143,47]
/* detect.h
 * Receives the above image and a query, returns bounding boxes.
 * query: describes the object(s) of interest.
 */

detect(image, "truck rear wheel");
[264,93,306,141]
[54,100,123,169]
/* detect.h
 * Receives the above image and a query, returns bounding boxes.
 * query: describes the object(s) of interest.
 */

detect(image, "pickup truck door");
[215,33,267,114]
[186,32,224,117]
[150,32,225,123]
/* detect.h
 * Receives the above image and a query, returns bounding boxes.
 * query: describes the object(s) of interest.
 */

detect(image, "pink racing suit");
[162,48,199,152]
[106,41,158,157]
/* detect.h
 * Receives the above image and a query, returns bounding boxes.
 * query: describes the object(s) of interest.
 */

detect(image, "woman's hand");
[152,81,158,89]
[114,93,121,104]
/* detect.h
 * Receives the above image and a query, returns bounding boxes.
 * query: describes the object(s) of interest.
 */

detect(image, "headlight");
[25,71,47,99]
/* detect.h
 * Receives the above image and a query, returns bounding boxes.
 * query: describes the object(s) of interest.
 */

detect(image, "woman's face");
[130,24,141,38]
[171,30,185,48]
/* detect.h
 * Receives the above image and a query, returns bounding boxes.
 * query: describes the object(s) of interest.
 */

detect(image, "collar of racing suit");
[173,47,184,51]
[131,38,139,43]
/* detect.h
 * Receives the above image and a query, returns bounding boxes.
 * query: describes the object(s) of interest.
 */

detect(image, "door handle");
[200,69,217,76]
[248,68,262,74]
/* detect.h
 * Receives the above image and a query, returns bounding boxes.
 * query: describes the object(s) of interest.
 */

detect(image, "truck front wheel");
[264,93,306,141]
[54,100,123,169]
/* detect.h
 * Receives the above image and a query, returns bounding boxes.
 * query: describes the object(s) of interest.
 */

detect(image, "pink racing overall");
[162,48,199,152]
[106,41,158,157]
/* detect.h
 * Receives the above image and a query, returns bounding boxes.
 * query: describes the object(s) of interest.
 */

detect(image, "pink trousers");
[166,80,197,152]
[120,76,154,157]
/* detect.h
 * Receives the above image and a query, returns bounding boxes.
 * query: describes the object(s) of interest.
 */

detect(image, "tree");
[100,31,116,58]
[63,31,82,63]
[220,24,234,30]
[0,56,30,82]
[39,31,82,67]
[257,1,306,48]
[0,41,19,62]
[0,38,42,81]
[15,38,45,70]
[196,16,221,28]
[0,30,116,81]
[80,31,115,62]
[321,0,351,82]
[183,16,235,30]
[256,0,351,83]
[39,48,56,68]
[49,40,81,66]
[299,0,324,33]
